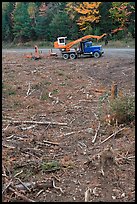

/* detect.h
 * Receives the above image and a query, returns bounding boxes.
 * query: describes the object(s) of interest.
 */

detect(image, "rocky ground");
[2,51,135,202]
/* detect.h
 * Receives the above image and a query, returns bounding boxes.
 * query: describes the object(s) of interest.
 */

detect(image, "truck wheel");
[93,52,100,58]
[70,53,76,59]
[62,53,69,60]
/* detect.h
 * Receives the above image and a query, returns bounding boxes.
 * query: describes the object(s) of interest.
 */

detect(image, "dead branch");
[21,125,37,130]
[2,143,16,149]
[15,182,36,191]
[85,188,92,202]
[2,116,13,120]
[15,177,31,192]
[2,165,7,177]
[63,132,75,136]
[25,82,35,98]
[15,180,53,191]
[127,155,135,160]
[52,178,63,193]
[92,121,101,143]
[3,62,22,66]
[60,128,94,138]
[35,189,44,198]
[13,170,23,178]
[92,187,100,197]
[2,180,13,194]
[51,175,60,182]
[49,92,59,104]
[100,127,125,144]
[2,123,10,131]
[79,99,93,103]
[26,82,31,96]
[8,186,36,202]
[43,140,59,146]
[78,141,87,148]
[117,155,135,162]
[27,89,35,97]
[3,119,67,126]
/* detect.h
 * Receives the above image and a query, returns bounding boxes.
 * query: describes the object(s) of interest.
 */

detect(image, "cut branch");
[3,120,67,126]
[100,127,125,144]
[2,143,16,149]
[21,125,37,130]
[52,178,63,193]
[15,180,53,191]
[43,140,59,146]
[92,121,101,143]
[3,62,22,66]
[26,82,31,96]
[15,177,31,192]
[2,180,13,194]
[8,187,36,202]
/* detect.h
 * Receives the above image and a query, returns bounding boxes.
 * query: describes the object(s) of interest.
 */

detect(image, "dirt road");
[2,48,135,58]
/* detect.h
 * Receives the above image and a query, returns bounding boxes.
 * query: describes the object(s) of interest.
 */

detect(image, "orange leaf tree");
[66,2,101,31]
[109,2,135,29]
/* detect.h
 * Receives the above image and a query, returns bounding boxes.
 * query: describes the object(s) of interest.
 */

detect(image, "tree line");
[2,2,135,43]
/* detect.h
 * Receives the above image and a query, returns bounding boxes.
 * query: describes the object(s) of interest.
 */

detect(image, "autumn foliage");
[2,2,135,42]
[67,2,101,31]
[109,2,135,29]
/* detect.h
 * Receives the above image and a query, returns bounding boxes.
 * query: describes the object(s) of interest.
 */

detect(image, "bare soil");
[2,52,135,202]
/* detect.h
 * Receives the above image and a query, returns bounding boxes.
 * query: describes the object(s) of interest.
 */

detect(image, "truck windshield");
[85,42,92,47]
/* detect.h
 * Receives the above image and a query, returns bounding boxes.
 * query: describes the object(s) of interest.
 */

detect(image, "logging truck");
[54,34,106,59]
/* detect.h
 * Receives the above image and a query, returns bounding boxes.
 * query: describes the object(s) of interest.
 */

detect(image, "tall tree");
[68,2,101,31]
[2,2,16,41]
[109,2,135,29]
[13,3,33,42]
[35,15,50,40]
[65,2,82,39]
[98,2,114,34]
[49,12,73,41]
[127,2,135,37]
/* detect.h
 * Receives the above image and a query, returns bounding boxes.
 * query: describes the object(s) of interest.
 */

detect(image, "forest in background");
[2,2,135,43]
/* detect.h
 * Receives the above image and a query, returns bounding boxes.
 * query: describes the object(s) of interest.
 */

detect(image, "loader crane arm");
[54,34,107,52]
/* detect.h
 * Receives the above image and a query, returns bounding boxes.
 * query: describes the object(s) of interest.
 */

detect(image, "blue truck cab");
[78,40,104,58]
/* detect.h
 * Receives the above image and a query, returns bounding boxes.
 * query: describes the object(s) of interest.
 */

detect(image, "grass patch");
[32,81,52,90]
[13,101,22,108]
[40,92,49,101]
[43,81,52,86]
[52,89,59,94]
[2,38,135,49]
[3,86,16,96]
[56,70,65,76]
[2,40,54,49]
[41,160,60,172]
[60,82,66,86]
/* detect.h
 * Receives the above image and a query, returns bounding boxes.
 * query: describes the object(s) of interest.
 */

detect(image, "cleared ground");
[2,51,135,202]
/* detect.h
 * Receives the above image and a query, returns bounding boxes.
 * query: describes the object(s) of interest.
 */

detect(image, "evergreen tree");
[13,3,33,42]
[2,2,15,41]
[98,2,114,34]
[35,15,51,40]
[49,12,73,41]
[2,2,135,42]
[2,11,10,41]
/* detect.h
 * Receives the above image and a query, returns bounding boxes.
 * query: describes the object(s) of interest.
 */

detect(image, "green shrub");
[109,95,135,124]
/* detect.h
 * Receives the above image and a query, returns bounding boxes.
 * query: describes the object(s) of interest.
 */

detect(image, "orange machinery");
[54,34,107,52]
